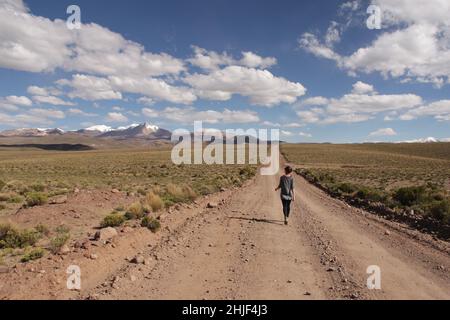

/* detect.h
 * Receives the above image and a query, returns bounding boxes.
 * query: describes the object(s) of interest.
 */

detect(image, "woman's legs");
[281,199,292,224]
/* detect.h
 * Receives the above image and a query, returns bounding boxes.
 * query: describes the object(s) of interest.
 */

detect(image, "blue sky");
[0,0,449,142]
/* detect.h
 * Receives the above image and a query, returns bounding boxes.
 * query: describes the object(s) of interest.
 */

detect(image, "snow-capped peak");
[399,137,439,143]
[37,128,65,133]
[144,123,159,132]
[84,125,113,133]
[117,123,140,131]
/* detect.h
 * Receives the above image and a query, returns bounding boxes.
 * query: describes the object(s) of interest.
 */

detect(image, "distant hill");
[99,123,171,140]
[0,144,94,151]
[0,128,64,137]
[0,123,173,150]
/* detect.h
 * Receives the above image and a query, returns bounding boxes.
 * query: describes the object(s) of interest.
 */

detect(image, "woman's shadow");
[228,216,285,226]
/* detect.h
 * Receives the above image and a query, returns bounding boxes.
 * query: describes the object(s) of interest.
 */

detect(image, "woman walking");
[275,166,295,225]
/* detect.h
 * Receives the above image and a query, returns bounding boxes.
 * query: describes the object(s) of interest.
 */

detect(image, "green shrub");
[0,224,42,249]
[197,184,216,196]
[55,225,70,234]
[25,192,48,207]
[0,180,5,192]
[7,195,23,204]
[0,204,5,211]
[101,213,126,227]
[239,166,256,178]
[0,224,13,239]
[141,216,161,233]
[30,184,46,192]
[124,202,145,220]
[317,173,336,184]
[336,183,358,194]
[114,205,126,212]
[49,229,70,254]
[35,224,50,237]
[394,186,426,206]
[355,187,386,202]
[21,247,45,263]
[137,188,147,196]
[427,200,450,223]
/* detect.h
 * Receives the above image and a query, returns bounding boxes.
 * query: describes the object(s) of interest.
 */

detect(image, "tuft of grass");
[124,202,145,220]
[165,184,197,203]
[7,195,23,204]
[427,200,450,223]
[101,213,126,228]
[141,216,161,233]
[35,224,50,237]
[150,185,162,195]
[49,235,70,254]
[239,166,257,179]
[25,192,48,207]
[0,224,42,249]
[55,225,70,234]
[48,226,70,254]
[393,186,426,206]
[145,192,164,212]
[21,247,45,263]
[114,205,126,212]
[30,184,46,192]
[0,180,5,192]
[137,188,147,196]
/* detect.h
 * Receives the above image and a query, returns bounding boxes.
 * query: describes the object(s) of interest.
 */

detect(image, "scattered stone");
[438,265,445,271]
[144,258,152,265]
[90,254,98,260]
[121,226,133,233]
[384,230,391,236]
[350,293,359,299]
[58,244,71,255]
[50,195,68,205]
[111,189,120,194]
[131,255,145,264]
[326,267,335,272]
[95,227,118,242]
[130,275,137,282]
[207,202,218,209]
[304,291,311,296]
[220,187,226,192]
[74,188,80,194]
[158,214,168,222]
[77,239,90,249]
[287,280,293,284]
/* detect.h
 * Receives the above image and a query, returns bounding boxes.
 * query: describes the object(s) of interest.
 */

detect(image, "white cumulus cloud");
[369,128,397,137]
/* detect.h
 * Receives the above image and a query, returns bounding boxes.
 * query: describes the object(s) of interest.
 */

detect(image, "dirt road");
[85,166,450,300]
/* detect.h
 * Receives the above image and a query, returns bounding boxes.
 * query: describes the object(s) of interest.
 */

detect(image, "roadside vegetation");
[0,148,257,213]
[283,143,450,236]
[0,146,258,266]
[0,223,71,264]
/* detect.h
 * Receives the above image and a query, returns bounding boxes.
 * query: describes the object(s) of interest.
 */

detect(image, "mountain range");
[0,123,171,141]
